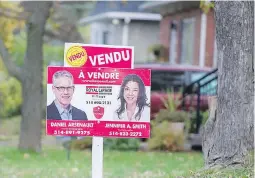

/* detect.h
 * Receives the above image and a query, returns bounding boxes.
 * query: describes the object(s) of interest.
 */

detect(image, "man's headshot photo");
[47,70,88,120]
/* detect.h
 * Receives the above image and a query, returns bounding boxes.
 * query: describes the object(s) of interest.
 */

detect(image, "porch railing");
[182,68,218,133]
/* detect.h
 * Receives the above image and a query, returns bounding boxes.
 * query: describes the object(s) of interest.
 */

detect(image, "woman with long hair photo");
[114,74,150,122]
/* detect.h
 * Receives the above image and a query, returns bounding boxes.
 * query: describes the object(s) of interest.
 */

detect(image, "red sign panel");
[46,67,151,138]
[46,120,150,138]
[64,43,134,69]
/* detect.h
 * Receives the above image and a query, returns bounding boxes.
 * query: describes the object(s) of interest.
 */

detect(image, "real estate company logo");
[93,106,104,119]
[66,46,87,67]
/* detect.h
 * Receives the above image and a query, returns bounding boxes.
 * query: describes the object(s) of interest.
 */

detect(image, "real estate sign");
[46,66,151,138]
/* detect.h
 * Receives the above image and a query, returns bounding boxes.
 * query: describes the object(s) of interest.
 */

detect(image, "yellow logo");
[66,46,87,67]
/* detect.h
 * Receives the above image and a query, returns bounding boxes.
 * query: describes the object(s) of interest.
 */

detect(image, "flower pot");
[169,122,185,134]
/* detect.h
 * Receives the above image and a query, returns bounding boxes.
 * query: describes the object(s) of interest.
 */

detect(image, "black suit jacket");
[47,102,88,120]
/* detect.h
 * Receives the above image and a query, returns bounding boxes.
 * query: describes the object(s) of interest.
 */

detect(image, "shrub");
[148,121,185,151]
[188,110,209,133]
[148,89,190,151]
[160,88,182,113]
[148,44,168,62]
[201,110,209,125]
[155,109,188,123]
[70,137,141,151]
[71,137,92,150]
[155,108,191,134]
[104,138,140,151]
[0,75,22,117]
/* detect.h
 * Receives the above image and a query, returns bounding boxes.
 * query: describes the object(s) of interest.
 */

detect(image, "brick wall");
[205,9,215,67]
[160,8,215,68]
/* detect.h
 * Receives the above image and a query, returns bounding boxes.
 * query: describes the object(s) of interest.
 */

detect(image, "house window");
[102,31,109,44]
[180,17,196,65]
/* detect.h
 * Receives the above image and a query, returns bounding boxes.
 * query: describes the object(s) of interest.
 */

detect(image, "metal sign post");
[92,137,103,178]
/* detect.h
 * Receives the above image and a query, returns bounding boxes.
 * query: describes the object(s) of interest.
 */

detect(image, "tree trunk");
[18,1,52,152]
[202,1,254,168]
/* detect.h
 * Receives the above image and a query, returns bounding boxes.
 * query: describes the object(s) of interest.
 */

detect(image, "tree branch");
[0,38,23,81]
[44,30,66,42]
[0,7,28,20]
[44,26,83,43]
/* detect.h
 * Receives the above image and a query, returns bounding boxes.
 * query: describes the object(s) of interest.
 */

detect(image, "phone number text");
[53,130,90,135]
[86,101,111,105]
[109,131,142,137]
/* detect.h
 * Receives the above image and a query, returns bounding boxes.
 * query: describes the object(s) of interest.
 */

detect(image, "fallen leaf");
[23,153,30,159]
[71,167,79,173]
[177,157,185,161]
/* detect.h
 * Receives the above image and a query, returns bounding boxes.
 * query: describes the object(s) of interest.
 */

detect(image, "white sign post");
[92,137,103,178]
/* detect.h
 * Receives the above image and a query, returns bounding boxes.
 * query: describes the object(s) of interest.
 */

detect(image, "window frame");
[180,17,196,65]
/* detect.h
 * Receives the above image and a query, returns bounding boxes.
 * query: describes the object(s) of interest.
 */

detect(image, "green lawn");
[0,147,203,178]
[1,117,253,178]
[0,116,204,178]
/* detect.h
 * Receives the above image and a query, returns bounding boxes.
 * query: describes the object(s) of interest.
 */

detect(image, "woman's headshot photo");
[114,74,150,122]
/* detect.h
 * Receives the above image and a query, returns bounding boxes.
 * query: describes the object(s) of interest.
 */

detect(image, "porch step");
[188,133,202,147]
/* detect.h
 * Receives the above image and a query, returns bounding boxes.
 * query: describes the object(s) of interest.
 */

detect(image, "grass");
[0,116,47,141]
[186,151,254,178]
[0,148,253,178]
[0,116,204,178]
[188,166,254,178]
[0,115,21,139]
[0,147,203,178]
[1,116,254,178]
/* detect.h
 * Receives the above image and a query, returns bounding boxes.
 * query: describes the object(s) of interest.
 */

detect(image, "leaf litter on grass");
[0,148,204,178]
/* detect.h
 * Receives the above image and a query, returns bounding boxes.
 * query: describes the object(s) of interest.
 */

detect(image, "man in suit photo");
[47,70,88,121]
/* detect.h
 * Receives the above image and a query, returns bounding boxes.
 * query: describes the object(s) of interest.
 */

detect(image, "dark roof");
[89,1,147,16]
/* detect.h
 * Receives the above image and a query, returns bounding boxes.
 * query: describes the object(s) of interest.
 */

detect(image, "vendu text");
[89,50,130,66]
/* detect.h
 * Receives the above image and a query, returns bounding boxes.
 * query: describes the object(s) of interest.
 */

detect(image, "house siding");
[128,21,160,63]
[89,20,160,63]
[160,8,215,68]
[111,23,123,45]
[90,22,122,45]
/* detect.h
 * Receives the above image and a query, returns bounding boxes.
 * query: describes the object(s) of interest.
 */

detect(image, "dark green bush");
[71,137,92,150]
[188,110,209,133]
[155,109,188,123]
[148,92,190,151]
[104,138,140,151]
[70,137,140,151]
[0,76,22,118]
[148,121,185,151]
